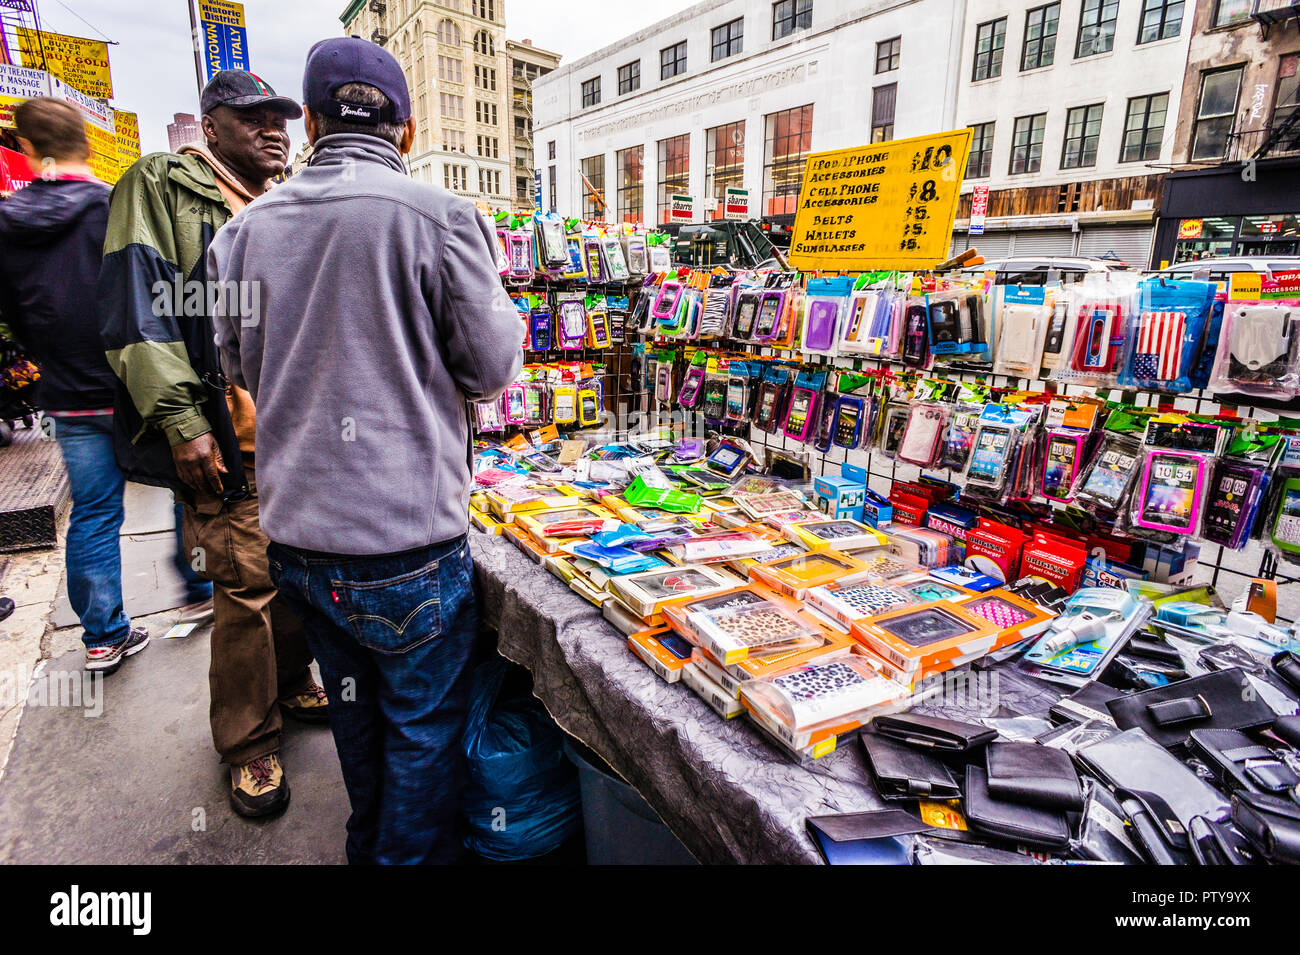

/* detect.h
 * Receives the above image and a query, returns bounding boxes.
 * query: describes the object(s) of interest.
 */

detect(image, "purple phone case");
[1133,449,1208,534]
[804,300,840,351]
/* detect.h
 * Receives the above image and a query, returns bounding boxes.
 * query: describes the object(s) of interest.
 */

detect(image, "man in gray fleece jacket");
[208,37,522,864]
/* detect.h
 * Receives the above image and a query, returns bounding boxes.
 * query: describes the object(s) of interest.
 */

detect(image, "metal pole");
[187,0,205,99]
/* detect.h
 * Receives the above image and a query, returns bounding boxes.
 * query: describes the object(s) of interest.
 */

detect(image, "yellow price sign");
[788,128,972,271]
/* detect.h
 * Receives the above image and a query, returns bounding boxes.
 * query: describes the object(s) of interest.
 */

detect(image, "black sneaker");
[229,753,290,818]
[84,625,149,675]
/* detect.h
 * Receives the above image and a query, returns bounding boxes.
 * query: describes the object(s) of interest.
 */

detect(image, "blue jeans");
[268,535,478,865]
[52,414,129,649]
[172,501,213,604]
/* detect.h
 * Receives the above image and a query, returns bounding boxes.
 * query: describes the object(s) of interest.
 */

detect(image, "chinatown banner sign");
[197,0,251,82]
[113,108,140,177]
[16,28,113,100]
[788,128,972,270]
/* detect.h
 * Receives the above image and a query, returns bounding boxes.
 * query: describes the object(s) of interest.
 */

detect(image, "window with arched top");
[473,30,494,55]
[436,18,461,47]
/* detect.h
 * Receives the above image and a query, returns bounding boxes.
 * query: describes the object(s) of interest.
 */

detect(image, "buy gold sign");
[17,28,113,101]
[789,128,972,270]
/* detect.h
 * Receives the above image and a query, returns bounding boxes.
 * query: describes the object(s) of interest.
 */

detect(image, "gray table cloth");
[470,530,1062,864]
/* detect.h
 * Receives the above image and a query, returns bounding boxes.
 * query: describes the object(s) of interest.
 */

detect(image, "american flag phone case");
[1130,310,1187,384]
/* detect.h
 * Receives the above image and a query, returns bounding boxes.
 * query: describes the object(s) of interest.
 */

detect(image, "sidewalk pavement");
[0,475,349,863]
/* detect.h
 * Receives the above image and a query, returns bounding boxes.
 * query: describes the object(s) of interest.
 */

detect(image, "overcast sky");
[22,0,698,156]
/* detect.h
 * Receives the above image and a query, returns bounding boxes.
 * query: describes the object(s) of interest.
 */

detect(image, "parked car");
[960,255,1136,285]
[1151,255,1300,283]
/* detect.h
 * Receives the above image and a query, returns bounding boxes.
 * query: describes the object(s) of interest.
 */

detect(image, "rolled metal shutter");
[1008,229,1077,256]
[1076,225,1155,269]
[963,231,1013,259]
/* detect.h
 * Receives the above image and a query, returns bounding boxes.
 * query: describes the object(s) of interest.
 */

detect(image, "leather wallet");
[861,730,962,800]
[1077,728,1229,852]
[985,741,1084,811]
[1273,714,1300,750]
[1188,728,1300,797]
[806,809,934,865]
[870,712,996,752]
[1188,815,1258,866]
[1274,650,1300,697]
[1105,668,1276,749]
[963,765,1071,850]
[1231,791,1300,865]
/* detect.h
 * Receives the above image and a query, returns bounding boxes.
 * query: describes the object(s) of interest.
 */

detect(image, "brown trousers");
[180,462,314,765]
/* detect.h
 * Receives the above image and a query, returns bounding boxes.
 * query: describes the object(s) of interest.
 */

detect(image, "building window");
[475,100,498,125]
[1191,66,1243,161]
[476,135,499,159]
[1120,92,1167,162]
[871,84,896,143]
[1212,0,1251,28]
[616,146,644,224]
[618,61,640,95]
[1274,54,1300,151]
[580,155,605,220]
[712,18,744,62]
[548,164,557,213]
[444,164,468,191]
[474,65,496,91]
[705,121,745,208]
[436,19,460,47]
[1021,4,1059,71]
[1061,103,1104,168]
[472,0,495,20]
[1009,113,1046,173]
[1076,0,1118,58]
[762,104,813,217]
[660,40,687,80]
[875,36,901,74]
[441,129,465,152]
[772,0,812,40]
[657,133,690,225]
[581,76,601,107]
[439,93,464,120]
[547,140,556,161]
[438,55,463,84]
[478,169,501,196]
[1137,0,1182,43]
[967,121,995,177]
[973,18,1006,81]
[473,29,495,55]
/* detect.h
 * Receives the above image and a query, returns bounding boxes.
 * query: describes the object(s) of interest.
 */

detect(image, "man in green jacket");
[98,71,325,819]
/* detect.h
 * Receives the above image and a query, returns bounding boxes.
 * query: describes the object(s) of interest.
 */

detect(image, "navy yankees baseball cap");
[303,36,412,125]
[201,70,303,119]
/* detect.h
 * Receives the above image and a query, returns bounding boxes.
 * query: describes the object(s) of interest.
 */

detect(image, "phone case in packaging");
[654,362,673,404]
[473,397,506,433]
[783,387,819,443]
[529,309,552,351]
[1052,275,1137,388]
[733,287,763,340]
[622,235,648,276]
[753,380,784,432]
[833,395,866,450]
[1039,429,1087,504]
[506,231,534,281]
[1202,459,1268,550]
[687,600,823,665]
[840,289,880,355]
[993,287,1051,378]
[1269,476,1300,560]
[1118,277,1217,394]
[587,309,611,348]
[897,402,949,468]
[1072,432,1144,516]
[504,384,526,424]
[677,366,705,409]
[651,281,684,326]
[700,287,732,338]
[578,389,601,427]
[537,216,568,266]
[753,290,787,341]
[902,298,931,367]
[963,415,1024,498]
[1209,299,1300,400]
[582,237,606,283]
[1130,448,1210,537]
[939,402,983,471]
[801,276,854,356]
[740,655,909,737]
[813,391,838,453]
[701,373,728,421]
[877,401,912,459]
[724,376,749,425]
[558,300,587,349]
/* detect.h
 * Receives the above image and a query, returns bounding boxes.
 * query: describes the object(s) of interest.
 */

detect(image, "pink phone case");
[1040,431,1086,503]
[897,405,946,466]
[1133,449,1208,535]
[652,282,684,322]
[782,387,818,442]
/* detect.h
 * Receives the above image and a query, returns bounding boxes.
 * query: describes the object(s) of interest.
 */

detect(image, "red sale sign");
[0,145,34,194]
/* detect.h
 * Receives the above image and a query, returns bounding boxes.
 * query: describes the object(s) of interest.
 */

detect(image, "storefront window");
[616,146,644,225]
[705,121,746,209]
[657,134,690,225]
[1173,214,1300,263]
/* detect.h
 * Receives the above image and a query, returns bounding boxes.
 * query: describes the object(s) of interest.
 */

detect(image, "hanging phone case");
[754,381,782,431]
[814,394,838,453]
[702,376,727,420]
[804,300,841,352]
[507,233,534,281]
[725,377,749,424]
[1129,309,1187,385]
[897,404,946,467]
[959,292,986,349]
[998,305,1040,368]
[678,367,705,407]
[504,384,526,424]
[654,365,673,404]
[530,309,552,351]
[928,300,961,347]
[1203,461,1266,549]
[559,301,587,348]
[1133,450,1209,535]
[587,310,611,348]
[652,282,684,324]
[1271,477,1300,555]
[966,424,1014,489]
[583,238,605,283]
[1071,305,1120,373]
[1040,430,1085,503]
[1228,305,1293,381]
[784,387,817,442]
[578,389,601,427]
[903,303,929,366]
[755,290,786,340]
[734,289,762,339]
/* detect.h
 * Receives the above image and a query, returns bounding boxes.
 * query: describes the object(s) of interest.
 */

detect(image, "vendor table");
[469,530,1063,865]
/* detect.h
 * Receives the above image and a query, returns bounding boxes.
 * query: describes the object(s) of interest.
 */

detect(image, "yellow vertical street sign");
[788,128,973,271]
